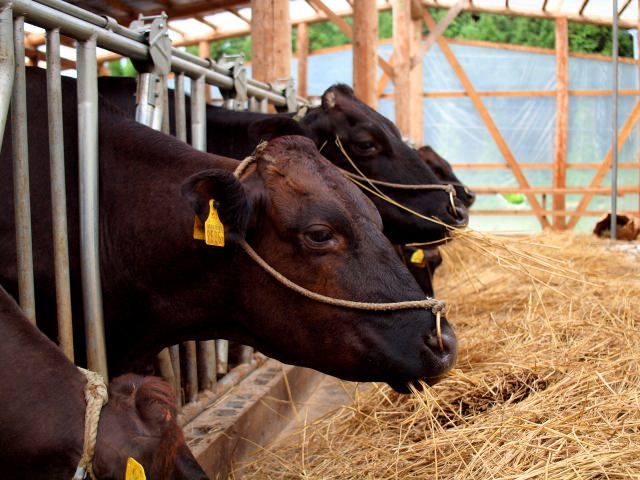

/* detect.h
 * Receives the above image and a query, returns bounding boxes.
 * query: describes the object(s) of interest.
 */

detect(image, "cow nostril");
[446,203,469,226]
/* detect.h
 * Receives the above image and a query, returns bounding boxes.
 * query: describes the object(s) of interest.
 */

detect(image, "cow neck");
[0,288,86,477]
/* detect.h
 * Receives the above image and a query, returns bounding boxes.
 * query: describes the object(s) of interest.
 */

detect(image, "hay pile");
[244,233,640,478]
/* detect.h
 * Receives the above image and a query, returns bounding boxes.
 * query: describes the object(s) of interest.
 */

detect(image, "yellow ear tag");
[410,248,427,268]
[204,199,225,247]
[193,215,205,240]
[125,457,146,480]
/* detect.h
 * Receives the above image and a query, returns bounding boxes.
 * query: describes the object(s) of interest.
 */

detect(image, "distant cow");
[0,69,456,392]
[0,284,208,480]
[98,77,468,245]
[404,146,476,296]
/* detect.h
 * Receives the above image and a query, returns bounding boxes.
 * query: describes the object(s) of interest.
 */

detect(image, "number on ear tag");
[409,248,427,268]
[205,199,225,247]
[125,457,146,480]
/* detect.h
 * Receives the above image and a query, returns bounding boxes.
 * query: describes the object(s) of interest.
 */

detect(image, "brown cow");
[0,69,456,392]
[0,284,207,480]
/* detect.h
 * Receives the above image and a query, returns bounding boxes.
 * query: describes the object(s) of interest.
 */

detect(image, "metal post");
[0,5,14,146]
[161,76,170,134]
[175,72,187,142]
[46,27,74,361]
[215,340,228,375]
[611,0,620,239]
[169,344,182,405]
[77,35,108,378]
[190,74,217,391]
[135,73,156,127]
[184,341,198,403]
[11,16,36,323]
[259,97,269,114]
[249,96,258,112]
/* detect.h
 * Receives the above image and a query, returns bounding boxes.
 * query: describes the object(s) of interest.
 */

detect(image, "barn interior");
[1,0,639,478]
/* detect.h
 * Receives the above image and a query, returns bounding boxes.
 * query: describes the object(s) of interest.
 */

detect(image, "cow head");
[417,146,475,208]
[297,85,467,244]
[181,136,457,392]
[92,375,208,480]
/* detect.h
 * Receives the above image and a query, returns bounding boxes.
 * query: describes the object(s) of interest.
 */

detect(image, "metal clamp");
[130,14,172,129]
[219,54,248,111]
[272,78,298,113]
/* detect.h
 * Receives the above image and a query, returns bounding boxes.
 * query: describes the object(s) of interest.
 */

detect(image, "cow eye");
[303,225,336,249]
[353,141,376,154]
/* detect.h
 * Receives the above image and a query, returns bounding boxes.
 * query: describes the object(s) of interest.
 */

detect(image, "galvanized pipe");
[77,35,108,378]
[611,0,620,239]
[260,98,269,114]
[190,74,218,391]
[174,72,187,142]
[239,346,254,364]
[161,76,170,134]
[0,5,14,146]
[169,344,182,405]
[135,73,156,127]
[184,341,198,403]
[35,0,145,41]
[46,27,74,361]
[11,16,36,324]
[215,340,228,375]
[3,0,303,108]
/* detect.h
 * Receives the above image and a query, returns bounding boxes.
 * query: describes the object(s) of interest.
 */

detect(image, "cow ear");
[181,168,250,241]
[248,117,306,143]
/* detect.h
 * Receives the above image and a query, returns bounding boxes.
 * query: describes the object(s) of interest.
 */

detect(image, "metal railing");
[0,0,305,411]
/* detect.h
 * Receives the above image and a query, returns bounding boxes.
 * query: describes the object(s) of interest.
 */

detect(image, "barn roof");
[59,0,639,50]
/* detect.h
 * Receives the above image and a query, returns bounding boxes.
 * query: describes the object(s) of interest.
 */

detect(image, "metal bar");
[249,96,259,112]
[11,16,36,323]
[184,341,198,403]
[611,0,619,239]
[175,72,187,142]
[35,0,145,41]
[215,339,228,375]
[190,74,218,391]
[46,27,74,361]
[197,341,217,391]
[0,5,14,146]
[169,344,182,405]
[4,0,301,108]
[157,348,176,394]
[77,35,108,378]
[161,76,170,134]
[135,73,156,127]
[239,346,254,364]
[260,98,269,113]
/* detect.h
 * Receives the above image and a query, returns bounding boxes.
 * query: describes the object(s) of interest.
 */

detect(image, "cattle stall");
[0,0,309,439]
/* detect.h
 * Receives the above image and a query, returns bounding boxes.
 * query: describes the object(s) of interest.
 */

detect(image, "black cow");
[0,68,456,392]
[98,77,468,245]
[403,146,476,296]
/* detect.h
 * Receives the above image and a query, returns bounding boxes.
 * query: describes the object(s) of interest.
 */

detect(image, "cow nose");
[466,190,476,207]
[424,327,456,356]
[446,201,469,227]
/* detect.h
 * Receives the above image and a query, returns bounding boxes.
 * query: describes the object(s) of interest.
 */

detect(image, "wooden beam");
[194,16,219,32]
[409,2,423,143]
[578,0,590,16]
[226,8,251,25]
[618,0,633,16]
[420,6,552,229]
[553,17,568,229]
[470,186,639,194]
[393,0,412,139]
[471,210,638,217]
[306,0,353,37]
[450,162,640,169]
[251,0,291,85]
[353,0,378,108]
[297,22,309,98]
[421,0,467,56]
[566,99,640,228]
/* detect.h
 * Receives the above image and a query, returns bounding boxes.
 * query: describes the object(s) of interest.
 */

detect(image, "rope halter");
[332,136,461,221]
[72,368,109,480]
[227,142,447,349]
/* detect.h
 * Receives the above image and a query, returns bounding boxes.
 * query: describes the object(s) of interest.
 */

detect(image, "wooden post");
[198,41,211,102]
[251,0,291,84]
[409,7,423,144]
[553,17,568,230]
[393,0,411,138]
[353,0,378,108]
[297,22,308,98]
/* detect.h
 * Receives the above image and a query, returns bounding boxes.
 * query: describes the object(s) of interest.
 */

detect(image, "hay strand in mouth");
[241,233,640,479]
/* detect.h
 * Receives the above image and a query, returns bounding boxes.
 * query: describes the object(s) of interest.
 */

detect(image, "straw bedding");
[244,233,640,479]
